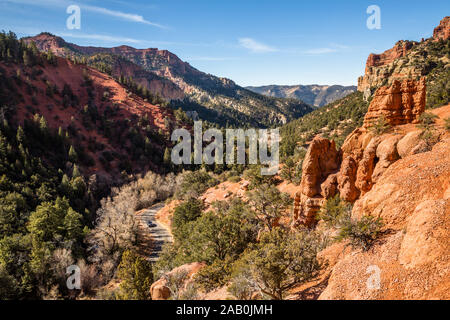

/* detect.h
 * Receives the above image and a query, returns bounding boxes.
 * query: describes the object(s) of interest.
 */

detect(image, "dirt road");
[138,203,173,262]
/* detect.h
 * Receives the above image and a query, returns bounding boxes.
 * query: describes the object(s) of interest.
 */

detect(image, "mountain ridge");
[246,84,357,107]
[23,33,313,128]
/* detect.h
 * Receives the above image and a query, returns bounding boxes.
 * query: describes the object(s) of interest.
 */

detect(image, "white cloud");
[238,38,278,53]
[4,0,166,28]
[82,5,167,29]
[60,32,143,44]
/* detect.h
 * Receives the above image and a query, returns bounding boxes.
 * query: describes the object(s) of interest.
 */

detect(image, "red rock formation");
[293,78,426,226]
[433,16,450,41]
[150,262,206,300]
[337,157,359,202]
[300,138,341,197]
[365,41,414,70]
[319,125,450,300]
[363,78,426,128]
[358,17,448,93]
[293,137,341,225]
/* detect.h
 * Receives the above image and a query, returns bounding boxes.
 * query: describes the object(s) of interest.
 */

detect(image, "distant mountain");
[246,84,357,107]
[23,33,313,128]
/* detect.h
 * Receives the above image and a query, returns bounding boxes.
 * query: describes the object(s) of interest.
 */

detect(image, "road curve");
[139,203,173,262]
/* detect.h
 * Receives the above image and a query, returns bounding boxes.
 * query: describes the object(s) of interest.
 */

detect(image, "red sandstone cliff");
[357,17,449,94]
[293,78,428,226]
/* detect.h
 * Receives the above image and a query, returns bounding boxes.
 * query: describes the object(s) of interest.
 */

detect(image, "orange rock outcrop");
[365,41,414,69]
[362,77,426,127]
[293,78,427,226]
[150,262,206,300]
[433,16,450,41]
[319,121,450,299]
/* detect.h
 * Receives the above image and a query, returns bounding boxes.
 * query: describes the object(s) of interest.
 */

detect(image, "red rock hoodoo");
[293,78,427,226]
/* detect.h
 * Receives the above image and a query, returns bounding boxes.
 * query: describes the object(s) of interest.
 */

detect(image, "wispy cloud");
[4,0,166,28]
[238,38,278,53]
[82,5,167,29]
[60,32,143,44]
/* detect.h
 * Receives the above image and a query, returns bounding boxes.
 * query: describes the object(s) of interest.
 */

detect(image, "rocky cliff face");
[362,77,426,127]
[293,78,427,226]
[319,110,450,299]
[293,76,450,299]
[357,17,449,97]
[433,16,450,41]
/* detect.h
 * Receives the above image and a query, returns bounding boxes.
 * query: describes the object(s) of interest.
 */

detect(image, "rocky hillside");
[0,32,184,182]
[358,16,450,108]
[24,33,313,128]
[246,84,356,107]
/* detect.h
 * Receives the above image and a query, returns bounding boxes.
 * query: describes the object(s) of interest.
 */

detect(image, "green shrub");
[230,227,325,300]
[172,198,203,233]
[174,171,218,200]
[445,117,450,132]
[336,215,384,251]
[195,258,232,292]
[316,194,352,228]
[116,250,153,300]
[417,112,438,129]
[228,175,241,183]
[368,116,391,136]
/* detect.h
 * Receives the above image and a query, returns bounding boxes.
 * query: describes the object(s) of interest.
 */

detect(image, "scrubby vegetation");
[336,215,384,251]
[280,92,369,158]
[230,227,326,300]
[368,116,391,136]
[318,196,384,251]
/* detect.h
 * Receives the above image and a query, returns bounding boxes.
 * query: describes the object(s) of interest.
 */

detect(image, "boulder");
[321,173,338,199]
[150,284,171,300]
[397,131,423,158]
[372,135,401,181]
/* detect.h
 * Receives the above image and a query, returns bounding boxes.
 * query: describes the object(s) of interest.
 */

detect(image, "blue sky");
[0,0,448,86]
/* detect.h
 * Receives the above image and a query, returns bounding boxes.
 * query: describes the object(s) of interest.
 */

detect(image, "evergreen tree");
[116,250,153,300]
[68,146,78,163]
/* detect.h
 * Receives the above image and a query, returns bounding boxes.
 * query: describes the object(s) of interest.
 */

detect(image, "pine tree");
[16,126,25,144]
[39,116,48,133]
[116,250,153,300]
[163,147,171,165]
[72,164,81,178]
[22,50,30,66]
[68,145,78,163]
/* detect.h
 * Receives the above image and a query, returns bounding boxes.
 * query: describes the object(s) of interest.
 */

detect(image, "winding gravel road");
[139,203,173,262]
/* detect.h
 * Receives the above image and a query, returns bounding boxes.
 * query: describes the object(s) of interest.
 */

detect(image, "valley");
[0,6,448,303]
